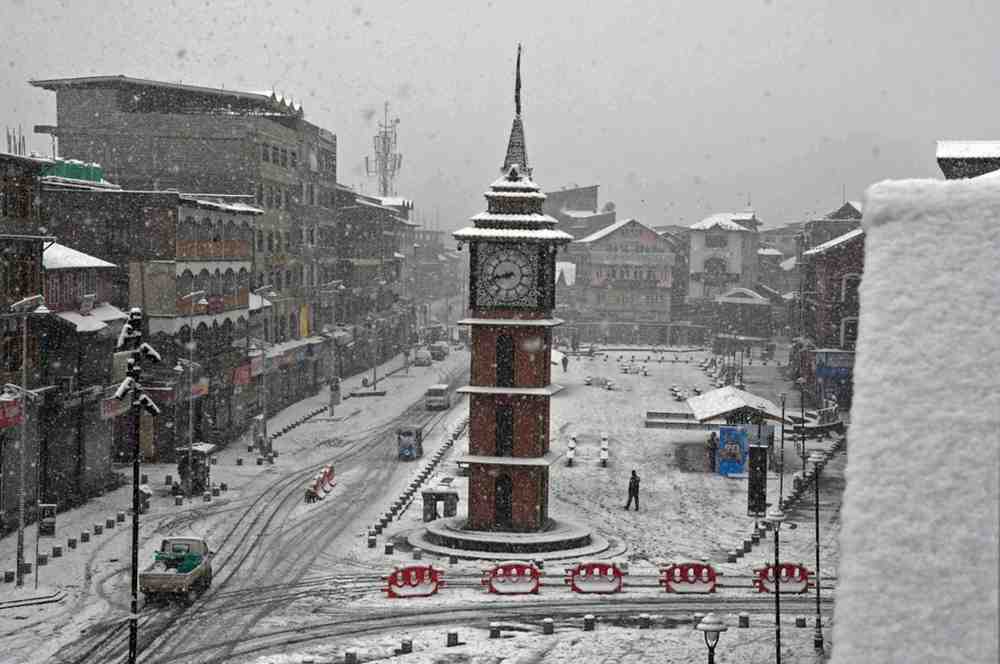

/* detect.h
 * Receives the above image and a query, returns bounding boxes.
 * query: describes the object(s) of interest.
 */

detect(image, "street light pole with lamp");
[250,285,276,425]
[696,612,728,664]
[808,450,826,653]
[796,377,807,471]
[177,290,208,499]
[766,506,786,664]
[8,294,49,588]
[778,392,786,502]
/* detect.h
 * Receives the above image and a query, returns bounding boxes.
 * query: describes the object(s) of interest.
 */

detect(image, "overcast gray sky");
[3,0,998,230]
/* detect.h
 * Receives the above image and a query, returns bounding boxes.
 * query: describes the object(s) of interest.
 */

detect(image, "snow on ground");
[0,348,470,661]
[832,177,1000,664]
[248,618,827,664]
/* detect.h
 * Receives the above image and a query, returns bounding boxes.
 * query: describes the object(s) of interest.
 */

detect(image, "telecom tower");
[365,101,403,197]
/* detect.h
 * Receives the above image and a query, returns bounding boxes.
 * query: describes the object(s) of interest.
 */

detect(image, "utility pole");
[113,308,161,663]
[365,101,403,197]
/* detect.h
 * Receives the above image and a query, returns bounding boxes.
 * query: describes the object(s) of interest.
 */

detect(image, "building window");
[705,232,727,248]
[496,335,515,387]
[495,405,514,457]
[841,316,859,349]
[290,151,298,168]
[494,474,513,527]
[841,273,862,306]
[261,144,270,162]
[271,146,279,163]
[280,148,288,167]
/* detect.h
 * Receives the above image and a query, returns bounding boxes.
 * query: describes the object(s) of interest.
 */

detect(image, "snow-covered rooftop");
[468,212,558,225]
[453,227,573,243]
[375,196,413,208]
[56,303,127,333]
[562,208,601,218]
[43,242,116,270]
[689,213,753,232]
[780,255,797,271]
[686,386,788,423]
[248,292,272,311]
[935,140,1000,160]
[576,218,641,244]
[831,175,1000,664]
[803,227,864,257]
[757,247,783,256]
[715,287,771,305]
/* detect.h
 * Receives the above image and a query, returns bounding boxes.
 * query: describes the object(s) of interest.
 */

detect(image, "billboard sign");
[0,399,24,429]
[717,426,748,476]
[814,349,854,379]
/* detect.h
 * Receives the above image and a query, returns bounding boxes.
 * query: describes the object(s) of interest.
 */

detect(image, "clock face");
[476,243,539,308]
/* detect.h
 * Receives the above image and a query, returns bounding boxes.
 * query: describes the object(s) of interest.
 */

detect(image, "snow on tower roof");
[830,175,1000,664]
[935,140,1000,159]
[43,242,116,270]
[453,227,573,243]
[689,213,753,231]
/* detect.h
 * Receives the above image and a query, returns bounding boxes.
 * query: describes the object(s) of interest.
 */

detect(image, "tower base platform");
[405,516,621,561]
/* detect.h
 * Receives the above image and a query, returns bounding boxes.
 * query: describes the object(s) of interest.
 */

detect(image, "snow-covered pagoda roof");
[803,227,864,257]
[43,242,115,270]
[453,226,573,243]
[687,386,789,423]
[935,140,1000,160]
[690,212,754,232]
[576,218,638,244]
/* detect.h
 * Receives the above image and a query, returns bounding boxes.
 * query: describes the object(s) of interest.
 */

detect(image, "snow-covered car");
[140,536,213,605]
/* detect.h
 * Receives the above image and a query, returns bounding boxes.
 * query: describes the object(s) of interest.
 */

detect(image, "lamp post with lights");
[177,290,207,498]
[697,612,728,664]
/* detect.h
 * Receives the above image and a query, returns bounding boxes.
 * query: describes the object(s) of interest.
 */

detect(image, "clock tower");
[454,46,573,532]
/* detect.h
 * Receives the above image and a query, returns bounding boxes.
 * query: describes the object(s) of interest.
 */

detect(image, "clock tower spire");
[502,43,530,177]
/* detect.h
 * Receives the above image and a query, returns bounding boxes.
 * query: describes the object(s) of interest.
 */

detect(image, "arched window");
[196,269,211,294]
[841,273,862,306]
[179,216,197,242]
[237,268,249,289]
[257,230,264,251]
[288,313,298,340]
[494,474,513,528]
[223,268,237,296]
[267,232,274,253]
[211,269,222,296]
[178,270,194,297]
[198,217,213,242]
[495,404,513,456]
[496,335,514,387]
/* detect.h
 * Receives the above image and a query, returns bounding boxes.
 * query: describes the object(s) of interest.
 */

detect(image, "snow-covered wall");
[833,176,1000,664]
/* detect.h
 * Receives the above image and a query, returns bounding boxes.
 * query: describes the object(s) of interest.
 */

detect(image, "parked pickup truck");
[139,536,214,604]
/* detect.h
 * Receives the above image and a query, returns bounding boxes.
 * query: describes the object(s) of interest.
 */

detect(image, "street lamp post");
[697,612,728,664]
[797,378,807,471]
[767,506,786,664]
[9,294,48,587]
[809,450,826,653]
[779,392,786,502]
[179,291,208,498]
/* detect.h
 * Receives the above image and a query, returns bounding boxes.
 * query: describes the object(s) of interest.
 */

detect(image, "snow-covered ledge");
[832,174,1000,664]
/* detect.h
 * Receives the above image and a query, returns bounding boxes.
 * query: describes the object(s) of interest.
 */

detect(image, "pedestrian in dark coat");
[561,354,569,372]
[625,470,640,510]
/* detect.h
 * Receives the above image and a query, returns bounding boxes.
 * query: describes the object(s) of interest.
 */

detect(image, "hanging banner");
[717,426,748,476]
[100,397,130,420]
[231,364,252,386]
[0,399,24,429]
[250,355,264,377]
[190,378,209,398]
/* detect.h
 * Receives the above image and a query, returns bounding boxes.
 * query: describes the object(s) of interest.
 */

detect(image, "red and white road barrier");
[383,564,445,598]
[659,562,718,594]
[564,561,624,594]
[752,562,811,593]
[481,561,541,595]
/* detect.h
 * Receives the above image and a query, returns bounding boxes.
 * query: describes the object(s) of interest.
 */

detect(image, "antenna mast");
[365,101,403,197]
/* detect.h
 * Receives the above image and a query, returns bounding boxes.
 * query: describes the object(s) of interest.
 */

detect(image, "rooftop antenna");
[365,101,403,197]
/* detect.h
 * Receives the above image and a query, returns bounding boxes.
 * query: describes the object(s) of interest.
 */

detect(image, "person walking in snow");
[625,470,640,510]
[561,354,569,373]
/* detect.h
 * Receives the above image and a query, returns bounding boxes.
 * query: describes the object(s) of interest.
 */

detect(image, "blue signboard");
[718,426,748,476]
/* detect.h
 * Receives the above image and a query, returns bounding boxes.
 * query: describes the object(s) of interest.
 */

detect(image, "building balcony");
[176,288,249,315]
[176,240,252,260]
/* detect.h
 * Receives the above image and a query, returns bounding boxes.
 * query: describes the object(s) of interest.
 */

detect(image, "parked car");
[413,347,433,366]
[140,536,213,605]
[425,383,452,410]
[429,341,450,361]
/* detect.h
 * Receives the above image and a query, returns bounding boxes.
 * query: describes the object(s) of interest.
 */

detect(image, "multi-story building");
[543,184,616,240]
[39,242,125,503]
[31,75,338,343]
[0,152,51,531]
[559,218,684,344]
[795,227,865,409]
[686,210,760,301]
